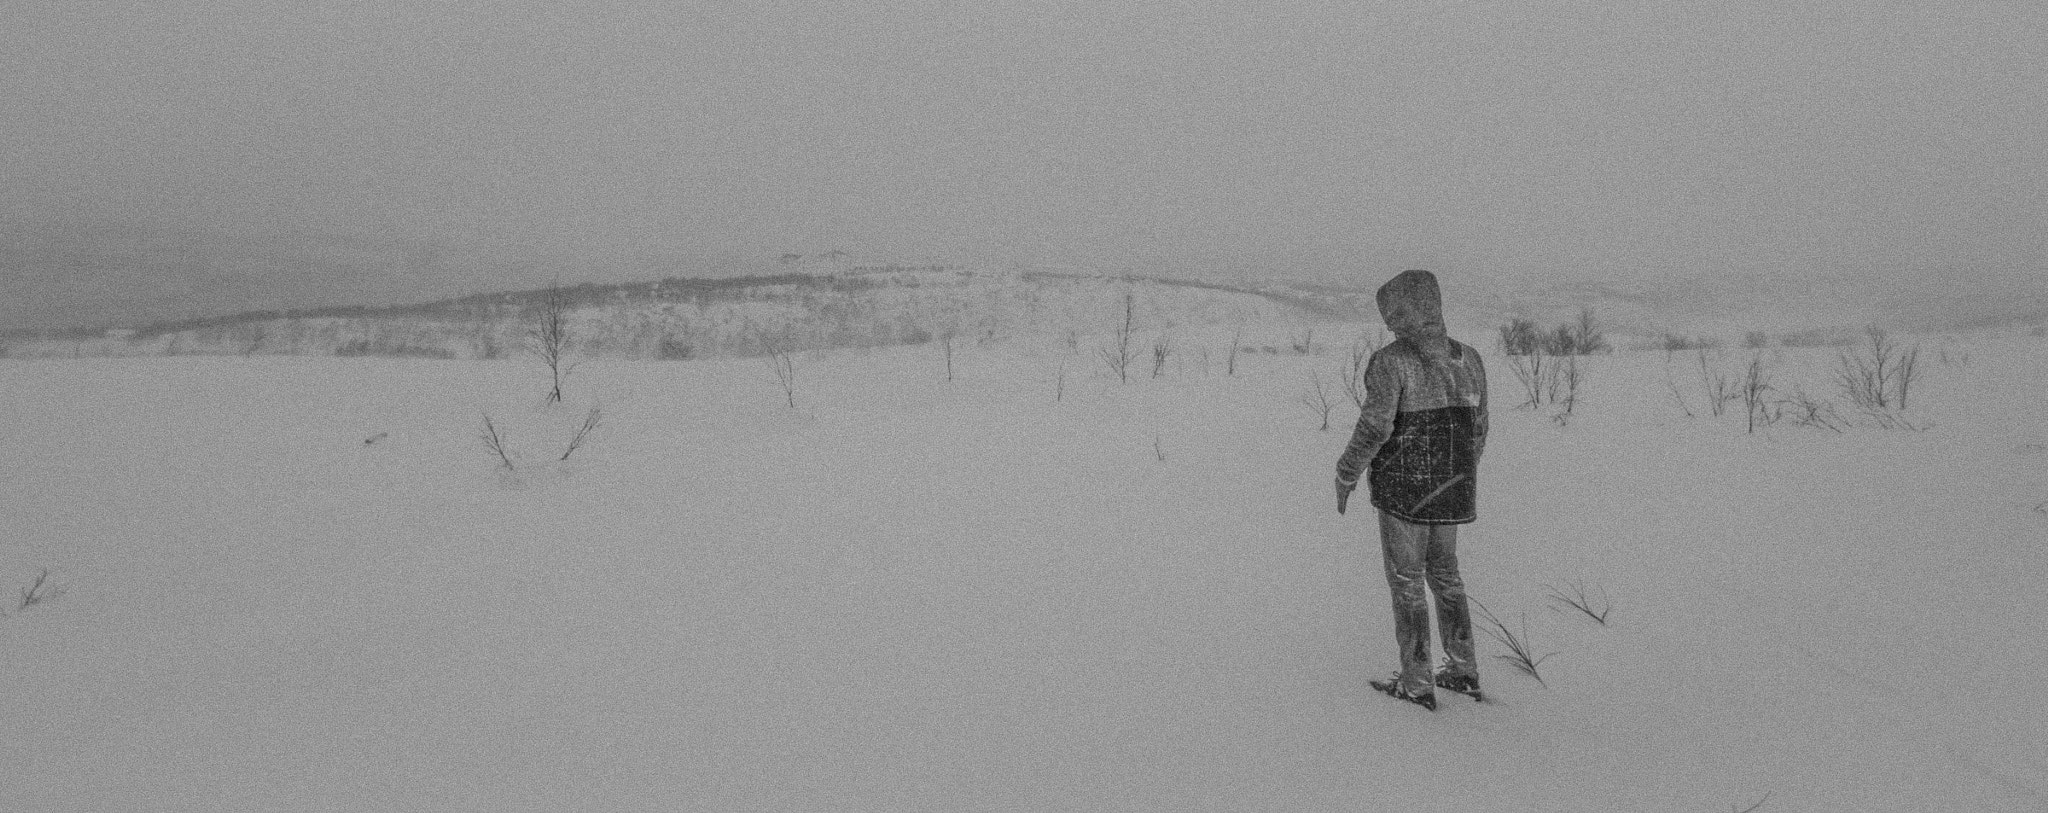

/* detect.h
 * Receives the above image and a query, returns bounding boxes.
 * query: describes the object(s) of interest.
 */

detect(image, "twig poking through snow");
[1546,579,1612,625]
[1471,596,1553,685]
[559,406,603,461]
[19,568,63,610]
[1731,790,1773,813]
[481,412,516,471]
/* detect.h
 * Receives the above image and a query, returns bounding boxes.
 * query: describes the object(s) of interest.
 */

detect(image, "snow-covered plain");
[3,328,2045,811]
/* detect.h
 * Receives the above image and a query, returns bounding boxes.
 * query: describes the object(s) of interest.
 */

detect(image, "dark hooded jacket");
[1336,337,1488,524]
[1336,270,1488,524]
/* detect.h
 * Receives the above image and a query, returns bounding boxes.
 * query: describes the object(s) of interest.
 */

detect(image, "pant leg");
[1378,511,1434,694]
[1424,524,1478,679]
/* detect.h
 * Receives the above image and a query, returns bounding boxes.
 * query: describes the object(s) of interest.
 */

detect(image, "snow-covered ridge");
[1,269,1368,360]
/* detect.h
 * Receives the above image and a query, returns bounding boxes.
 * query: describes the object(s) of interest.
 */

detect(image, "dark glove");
[1335,475,1357,515]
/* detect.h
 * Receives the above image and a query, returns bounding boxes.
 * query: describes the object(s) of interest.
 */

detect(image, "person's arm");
[1471,349,1488,461]
[1338,351,1402,484]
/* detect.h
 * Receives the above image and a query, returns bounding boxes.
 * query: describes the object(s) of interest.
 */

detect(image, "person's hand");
[1335,476,1357,515]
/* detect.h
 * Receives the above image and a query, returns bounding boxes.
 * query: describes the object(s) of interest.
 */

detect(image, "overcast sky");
[4,0,2045,329]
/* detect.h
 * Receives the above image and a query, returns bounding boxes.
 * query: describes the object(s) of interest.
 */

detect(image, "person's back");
[1334,270,1488,711]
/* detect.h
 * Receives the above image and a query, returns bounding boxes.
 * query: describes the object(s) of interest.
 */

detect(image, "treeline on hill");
[1499,308,1610,356]
[112,273,898,341]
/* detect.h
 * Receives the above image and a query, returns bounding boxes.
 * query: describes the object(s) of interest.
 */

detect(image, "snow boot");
[1369,676,1437,711]
[1434,671,1483,702]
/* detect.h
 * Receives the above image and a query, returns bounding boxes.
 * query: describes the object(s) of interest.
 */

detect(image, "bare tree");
[1343,332,1382,408]
[1300,373,1336,430]
[1573,307,1610,354]
[1558,353,1583,415]
[1834,325,1920,411]
[941,332,956,382]
[532,283,573,403]
[1508,349,1552,408]
[1151,335,1171,378]
[1499,318,1542,356]
[1099,292,1137,384]
[1227,328,1242,376]
[759,330,798,408]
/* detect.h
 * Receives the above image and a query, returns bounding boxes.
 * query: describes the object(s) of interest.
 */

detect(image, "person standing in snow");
[1334,269,1488,711]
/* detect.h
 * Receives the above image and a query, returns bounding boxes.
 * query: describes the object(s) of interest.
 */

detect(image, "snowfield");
[3,329,2045,812]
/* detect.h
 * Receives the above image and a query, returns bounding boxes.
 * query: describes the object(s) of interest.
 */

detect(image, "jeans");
[1379,511,1477,694]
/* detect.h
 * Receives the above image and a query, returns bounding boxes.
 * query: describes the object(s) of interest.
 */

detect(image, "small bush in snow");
[1740,353,1773,433]
[1833,326,1919,411]
[1099,293,1138,384]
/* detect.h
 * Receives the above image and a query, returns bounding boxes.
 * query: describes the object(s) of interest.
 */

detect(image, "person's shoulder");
[1369,339,1416,366]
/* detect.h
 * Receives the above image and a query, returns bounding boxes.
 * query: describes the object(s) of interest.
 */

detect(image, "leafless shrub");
[1227,328,1242,376]
[1099,293,1137,384]
[1665,374,1695,418]
[1301,373,1336,431]
[481,413,516,471]
[1343,332,1382,408]
[1895,343,1920,409]
[762,334,798,408]
[532,283,574,404]
[1153,434,1167,462]
[1572,308,1609,354]
[1508,350,1559,409]
[1545,579,1611,625]
[1697,349,1737,417]
[1471,597,1553,685]
[18,569,64,610]
[941,332,956,382]
[1834,326,1920,411]
[559,407,603,461]
[1557,353,1582,415]
[1740,353,1773,433]
[1151,335,1171,378]
[1500,318,1541,356]
[1860,409,1927,432]
[1055,361,1067,402]
[1777,387,1846,433]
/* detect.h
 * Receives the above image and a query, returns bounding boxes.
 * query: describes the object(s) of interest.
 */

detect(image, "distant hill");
[6,266,2043,360]
[0,269,1375,360]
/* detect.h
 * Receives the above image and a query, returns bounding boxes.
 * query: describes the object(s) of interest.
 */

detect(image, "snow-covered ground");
[3,328,2045,811]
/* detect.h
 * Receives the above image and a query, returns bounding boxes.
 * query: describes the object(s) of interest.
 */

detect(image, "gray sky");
[4,0,2046,330]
